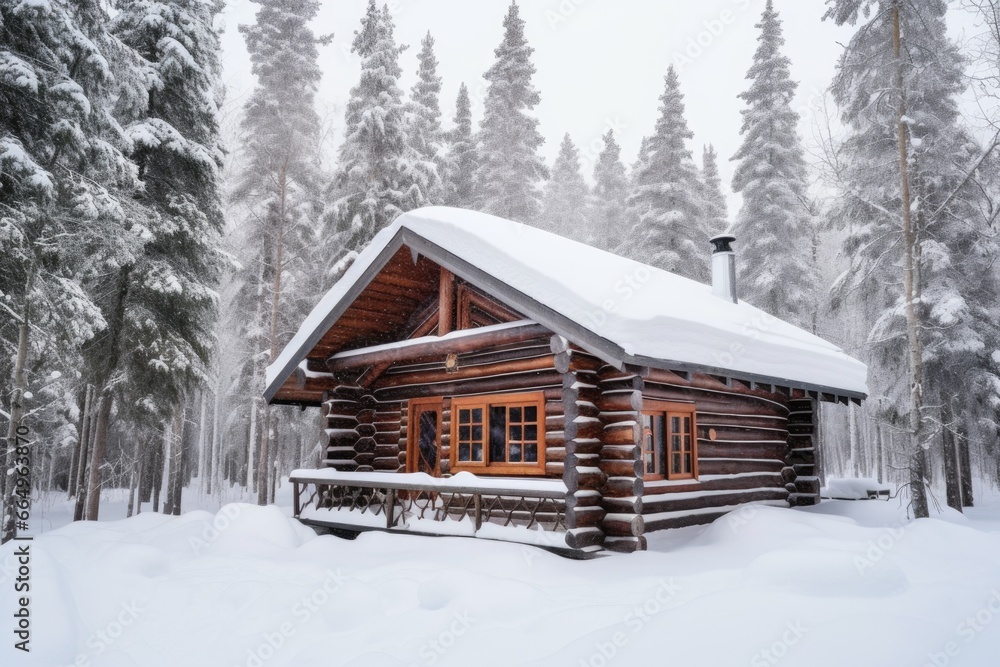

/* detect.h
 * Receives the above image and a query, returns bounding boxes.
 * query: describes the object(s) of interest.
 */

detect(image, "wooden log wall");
[639,368,792,533]
[322,385,363,471]
[595,362,647,553]
[785,396,819,506]
[552,338,608,551]
[334,333,565,477]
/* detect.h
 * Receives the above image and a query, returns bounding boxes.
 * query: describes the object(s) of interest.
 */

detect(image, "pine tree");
[444,83,477,209]
[67,0,228,520]
[236,0,329,504]
[825,0,1000,516]
[540,134,589,238]
[699,144,728,237]
[406,31,445,203]
[1,0,141,535]
[624,66,705,281]
[334,0,431,250]
[730,0,816,323]
[590,130,629,248]
[475,1,548,222]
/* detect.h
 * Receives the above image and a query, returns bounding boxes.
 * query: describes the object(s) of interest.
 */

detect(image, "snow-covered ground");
[5,489,1000,666]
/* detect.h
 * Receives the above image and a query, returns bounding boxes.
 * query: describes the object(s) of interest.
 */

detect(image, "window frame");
[450,391,546,476]
[641,400,698,481]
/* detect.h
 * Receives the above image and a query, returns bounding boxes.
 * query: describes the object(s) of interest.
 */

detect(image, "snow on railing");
[291,469,569,547]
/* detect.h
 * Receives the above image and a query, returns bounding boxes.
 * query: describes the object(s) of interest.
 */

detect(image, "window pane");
[671,416,680,433]
[671,435,681,452]
[525,425,537,441]
[645,450,654,474]
[684,453,692,474]
[655,415,667,476]
[459,409,471,425]
[524,405,537,422]
[459,425,470,441]
[524,443,537,462]
[510,425,522,442]
[472,425,483,442]
[683,416,691,434]
[672,453,681,474]
[509,443,522,462]
[490,406,507,463]
[458,443,470,461]
[683,435,691,453]
[419,412,437,468]
[472,407,483,423]
[472,443,483,462]
[510,406,522,422]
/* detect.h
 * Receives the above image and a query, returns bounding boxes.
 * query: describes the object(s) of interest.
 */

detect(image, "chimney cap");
[709,234,736,254]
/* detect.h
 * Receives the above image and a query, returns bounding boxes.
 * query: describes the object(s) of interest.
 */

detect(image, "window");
[451,392,544,474]
[642,401,697,481]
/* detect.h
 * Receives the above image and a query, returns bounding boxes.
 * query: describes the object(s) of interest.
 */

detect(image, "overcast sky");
[217,0,980,215]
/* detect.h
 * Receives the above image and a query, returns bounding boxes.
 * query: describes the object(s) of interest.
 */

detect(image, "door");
[407,398,442,476]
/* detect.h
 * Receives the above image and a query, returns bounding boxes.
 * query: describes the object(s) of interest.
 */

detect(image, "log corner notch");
[555,336,610,551]
[785,395,820,506]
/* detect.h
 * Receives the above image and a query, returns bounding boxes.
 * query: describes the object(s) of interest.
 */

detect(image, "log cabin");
[266,206,868,554]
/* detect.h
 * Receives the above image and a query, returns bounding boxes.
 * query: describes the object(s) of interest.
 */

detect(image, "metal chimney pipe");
[710,234,737,303]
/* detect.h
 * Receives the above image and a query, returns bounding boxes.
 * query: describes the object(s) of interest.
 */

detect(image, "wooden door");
[407,398,442,476]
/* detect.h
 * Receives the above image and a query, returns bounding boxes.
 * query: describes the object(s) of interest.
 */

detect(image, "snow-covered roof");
[265,206,867,401]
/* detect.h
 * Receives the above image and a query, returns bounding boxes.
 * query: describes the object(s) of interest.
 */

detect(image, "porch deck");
[290,469,589,554]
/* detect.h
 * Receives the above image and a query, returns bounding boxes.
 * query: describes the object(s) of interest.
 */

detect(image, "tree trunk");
[84,392,113,521]
[259,158,289,506]
[73,394,96,522]
[958,420,974,507]
[892,1,928,518]
[153,422,166,513]
[197,389,208,495]
[68,385,93,499]
[211,379,221,496]
[941,402,963,512]
[2,270,33,542]
[170,405,184,516]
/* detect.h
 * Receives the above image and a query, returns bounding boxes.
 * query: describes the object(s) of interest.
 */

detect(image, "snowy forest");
[3,0,1000,537]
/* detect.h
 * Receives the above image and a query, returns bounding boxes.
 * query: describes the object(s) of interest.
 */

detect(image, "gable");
[271,242,529,403]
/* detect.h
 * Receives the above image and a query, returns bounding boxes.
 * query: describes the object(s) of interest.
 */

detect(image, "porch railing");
[290,470,569,547]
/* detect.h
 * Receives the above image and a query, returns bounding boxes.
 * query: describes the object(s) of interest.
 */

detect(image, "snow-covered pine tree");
[475,1,548,222]
[699,145,728,238]
[236,0,329,503]
[730,0,816,324]
[825,0,1000,517]
[406,31,446,204]
[0,0,140,536]
[589,130,629,248]
[540,134,589,238]
[623,66,706,281]
[444,83,477,209]
[334,0,431,251]
[68,0,228,520]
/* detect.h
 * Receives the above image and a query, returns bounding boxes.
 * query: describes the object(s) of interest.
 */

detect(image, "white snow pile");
[5,498,1000,666]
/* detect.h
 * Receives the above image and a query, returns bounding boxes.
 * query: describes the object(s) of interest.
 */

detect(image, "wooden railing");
[291,471,569,546]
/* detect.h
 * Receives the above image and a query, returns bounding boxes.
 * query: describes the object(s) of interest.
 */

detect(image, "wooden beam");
[438,267,454,335]
[326,322,550,372]
[373,354,556,390]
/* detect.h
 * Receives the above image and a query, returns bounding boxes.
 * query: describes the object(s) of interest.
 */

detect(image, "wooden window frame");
[450,391,546,476]
[641,400,698,481]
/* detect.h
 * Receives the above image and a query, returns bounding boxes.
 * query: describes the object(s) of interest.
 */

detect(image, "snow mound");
[744,548,909,597]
